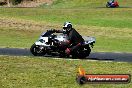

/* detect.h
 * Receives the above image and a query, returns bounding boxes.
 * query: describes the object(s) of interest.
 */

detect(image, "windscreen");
[41,31,52,37]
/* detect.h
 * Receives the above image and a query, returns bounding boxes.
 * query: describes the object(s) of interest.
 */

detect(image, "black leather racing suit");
[68,28,84,45]
[54,28,84,53]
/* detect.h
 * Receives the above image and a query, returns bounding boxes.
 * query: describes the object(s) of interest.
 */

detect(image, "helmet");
[63,22,72,32]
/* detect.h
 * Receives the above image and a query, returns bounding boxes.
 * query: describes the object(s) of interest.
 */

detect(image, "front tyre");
[106,4,110,8]
[30,44,46,56]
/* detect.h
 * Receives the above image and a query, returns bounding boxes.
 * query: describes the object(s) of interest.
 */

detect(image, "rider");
[49,22,84,55]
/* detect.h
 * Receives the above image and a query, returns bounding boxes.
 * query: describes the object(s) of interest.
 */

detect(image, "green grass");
[0,27,42,48]
[1,26,132,52]
[42,0,132,8]
[0,0,132,52]
[0,8,132,28]
[0,6,132,29]
[0,56,132,88]
[0,1,132,88]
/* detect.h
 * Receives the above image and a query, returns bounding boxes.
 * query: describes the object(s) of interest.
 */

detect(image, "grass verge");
[0,55,132,88]
[0,8,132,29]
[42,0,132,8]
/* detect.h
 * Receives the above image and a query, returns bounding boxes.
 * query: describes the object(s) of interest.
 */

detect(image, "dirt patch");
[17,0,53,7]
[0,18,55,30]
[0,0,53,7]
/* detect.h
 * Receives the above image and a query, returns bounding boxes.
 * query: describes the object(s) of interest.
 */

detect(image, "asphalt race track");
[0,48,132,62]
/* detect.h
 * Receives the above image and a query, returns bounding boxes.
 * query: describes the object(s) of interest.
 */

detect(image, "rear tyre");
[59,51,69,58]
[72,47,91,59]
[30,44,46,56]
[116,5,119,8]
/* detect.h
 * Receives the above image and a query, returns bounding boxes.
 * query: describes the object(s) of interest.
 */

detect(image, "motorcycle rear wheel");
[72,47,91,59]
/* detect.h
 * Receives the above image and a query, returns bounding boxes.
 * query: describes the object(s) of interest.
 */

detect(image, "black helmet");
[63,22,72,32]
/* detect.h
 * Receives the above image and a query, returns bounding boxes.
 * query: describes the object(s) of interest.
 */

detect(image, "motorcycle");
[30,30,96,58]
[106,1,119,8]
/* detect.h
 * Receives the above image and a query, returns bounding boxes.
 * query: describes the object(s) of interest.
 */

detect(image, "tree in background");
[6,0,22,6]
[7,0,11,7]
[12,0,22,5]
[1,0,39,7]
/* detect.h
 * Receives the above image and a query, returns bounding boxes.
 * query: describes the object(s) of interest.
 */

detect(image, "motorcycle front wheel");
[106,4,110,8]
[30,43,46,56]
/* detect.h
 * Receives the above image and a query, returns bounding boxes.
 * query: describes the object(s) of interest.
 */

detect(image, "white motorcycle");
[30,30,96,58]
